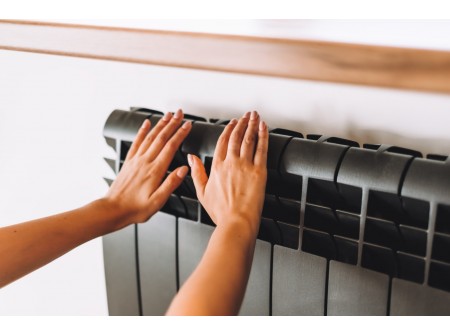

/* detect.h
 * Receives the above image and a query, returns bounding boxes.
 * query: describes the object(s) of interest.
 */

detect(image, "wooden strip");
[1,20,450,94]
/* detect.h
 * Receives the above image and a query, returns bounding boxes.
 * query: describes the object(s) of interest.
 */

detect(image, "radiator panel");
[103,225,140,316]
[327,260,390,315]
[239,240,271,316]
[178,219,214,286]
[390,278,450,315]
[272,246,327,316]
[102,107,450,315]
[138,212,177,316]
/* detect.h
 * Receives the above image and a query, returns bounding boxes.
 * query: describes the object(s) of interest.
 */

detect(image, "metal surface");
[272,246,327,315]
[102,108,450,315]
[103,225,140,316]
[390,278,450,315]
[178,219,214,285]
[138,212,177,315]
[327,261,390,315]
[239,240,271,316]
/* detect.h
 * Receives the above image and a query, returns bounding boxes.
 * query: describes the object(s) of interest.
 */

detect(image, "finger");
[149,166,189,210]
[227,112,251,158]
[240,111,260,161]
[137,111,173,156]
[212,118,238,163]
[146,109,184,161]
[126,119,151,160]
[254,120,269,167]
[156,121,192,168]
[188,154,208,202]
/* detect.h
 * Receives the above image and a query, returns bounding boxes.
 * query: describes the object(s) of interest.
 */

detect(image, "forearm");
[167,111,267,315]
[166,221,258,315]
[0,198,127,288]
[0,113,191,289]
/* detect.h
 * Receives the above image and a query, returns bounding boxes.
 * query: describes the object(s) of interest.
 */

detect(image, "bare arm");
[0,110,191,288]
[166,111,268,315]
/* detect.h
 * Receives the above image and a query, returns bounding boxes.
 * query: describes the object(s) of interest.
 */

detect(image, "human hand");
[105,109,191,228]
[188,111,268,238]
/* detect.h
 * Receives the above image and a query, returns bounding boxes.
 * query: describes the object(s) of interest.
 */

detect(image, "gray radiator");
[102,107,450,316]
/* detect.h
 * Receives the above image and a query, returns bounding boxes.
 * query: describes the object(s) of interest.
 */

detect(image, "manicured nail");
[163,112,172,121]
[187,154,194,167]
[177,166,189,178]
[259,120,266,131]
[229,118,238,125]
[250,111,258,121]
[182,121,192,130]
[173,109,183,119]
[141,119,150,128]
[243,111,251,119]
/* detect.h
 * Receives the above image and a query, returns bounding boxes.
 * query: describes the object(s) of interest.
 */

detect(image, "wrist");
[91,197,133,234]
[216,214,260,241]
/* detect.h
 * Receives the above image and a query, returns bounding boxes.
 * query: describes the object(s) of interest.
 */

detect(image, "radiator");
[102,107,450,316]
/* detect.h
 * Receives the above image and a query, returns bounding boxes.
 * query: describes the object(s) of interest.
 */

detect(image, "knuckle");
[229,143,240,152]
[165,141,178,152]
[252,168,266,178]
[157,118,169,127]
[144,134,155,145]
[230,132,240,143]
[157,132,168,144]
[169,118,180,126]
[245,134,255,144]
[256,145,265,153]
[217,134,229,145]
[225,123,235,132]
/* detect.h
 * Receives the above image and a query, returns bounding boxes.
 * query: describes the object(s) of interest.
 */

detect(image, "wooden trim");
[1,20,450,94]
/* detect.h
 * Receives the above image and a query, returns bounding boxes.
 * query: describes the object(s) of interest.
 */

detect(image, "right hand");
[188,111,268,238]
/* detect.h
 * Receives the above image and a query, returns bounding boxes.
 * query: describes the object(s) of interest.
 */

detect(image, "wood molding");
[1,20,450,94]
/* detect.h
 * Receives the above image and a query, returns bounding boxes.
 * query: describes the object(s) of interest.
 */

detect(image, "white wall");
[1,49,450,315]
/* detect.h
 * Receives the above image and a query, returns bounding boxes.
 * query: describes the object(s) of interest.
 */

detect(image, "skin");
[0,109,192,288]
[0,109,268,316]
[166,110,268,315]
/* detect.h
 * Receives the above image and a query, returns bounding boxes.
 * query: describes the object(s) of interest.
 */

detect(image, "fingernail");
[163,112,172,121]
[187,154,194,167]
[250,111,258,121]
[243,111,251,119]
[182,121,192,130]
[177,166,189,178]
[173,109,183,119]
[229,118,237,125]
[141,119,150,128]
[259,120,266,131]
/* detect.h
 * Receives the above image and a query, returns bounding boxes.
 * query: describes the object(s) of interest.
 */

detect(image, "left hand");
[105,109,191,227]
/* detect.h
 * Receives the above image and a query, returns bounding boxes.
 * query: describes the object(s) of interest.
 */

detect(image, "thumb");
[149,166,189,212]
[188,154,208,201]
